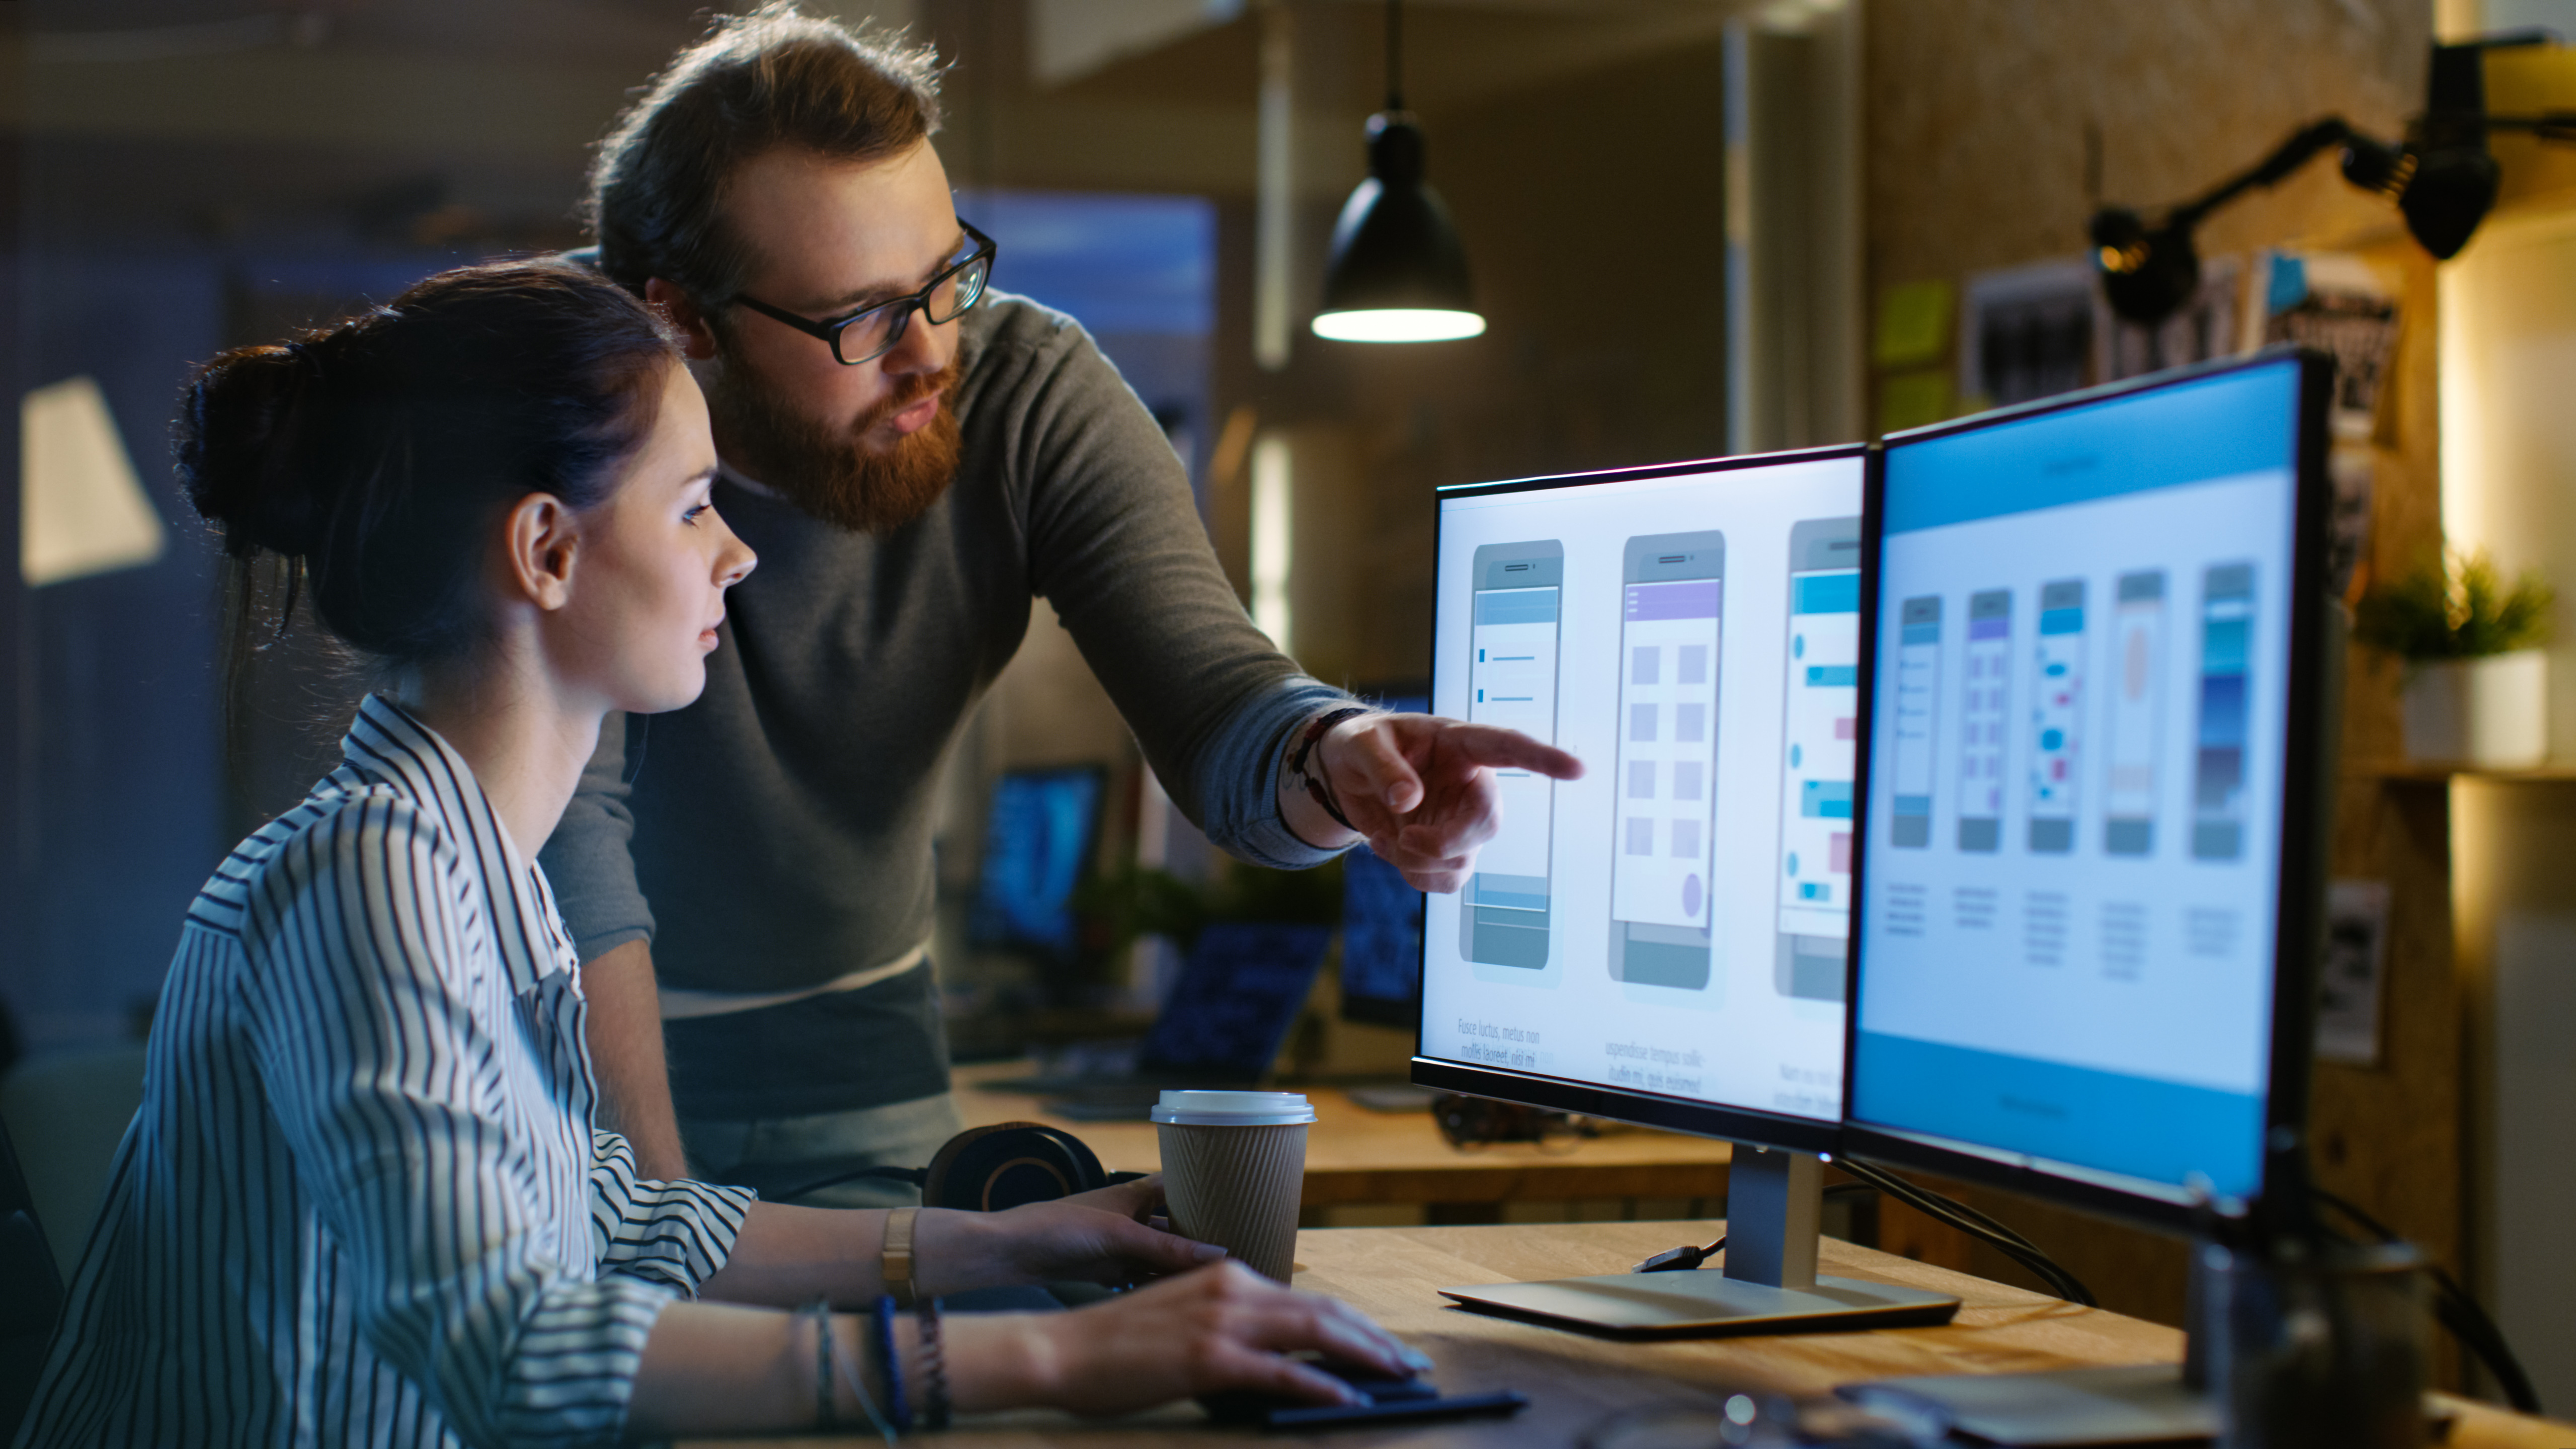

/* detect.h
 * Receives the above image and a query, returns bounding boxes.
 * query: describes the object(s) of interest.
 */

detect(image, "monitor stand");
[1436,1145,1962,1337]
[1836,1241,2225,1445]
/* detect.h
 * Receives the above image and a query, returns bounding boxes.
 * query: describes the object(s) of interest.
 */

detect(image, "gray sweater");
[538,293,1346,1118]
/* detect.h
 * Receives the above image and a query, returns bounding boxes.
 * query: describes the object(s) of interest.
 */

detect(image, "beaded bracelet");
[805,1299,838,1435]
[872,1294,911,1431]
[822,1307,898,1447]
[916,1297,951,1431]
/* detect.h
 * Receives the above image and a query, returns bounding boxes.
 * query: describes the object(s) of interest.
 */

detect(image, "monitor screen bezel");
[1407,442,1871,1157]
[1838,348,2334,1234]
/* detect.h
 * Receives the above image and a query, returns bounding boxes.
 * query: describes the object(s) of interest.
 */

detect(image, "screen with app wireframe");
[1424,453,1863,1125]
[1850,360,2303,1209]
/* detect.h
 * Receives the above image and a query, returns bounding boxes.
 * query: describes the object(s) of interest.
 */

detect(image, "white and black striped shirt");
[17,696,755,1449]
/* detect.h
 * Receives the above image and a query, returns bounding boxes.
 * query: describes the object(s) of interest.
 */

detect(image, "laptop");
[981,921,1334,1118]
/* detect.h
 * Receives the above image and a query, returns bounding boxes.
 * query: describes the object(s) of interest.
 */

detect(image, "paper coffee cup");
[1152,1090,1315,1282]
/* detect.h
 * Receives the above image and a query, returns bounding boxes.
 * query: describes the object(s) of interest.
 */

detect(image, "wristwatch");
[884,1205,919,1309]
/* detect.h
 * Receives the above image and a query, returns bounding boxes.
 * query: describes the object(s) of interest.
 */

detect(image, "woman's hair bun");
[176,330,352,560]
[182,259,678,671]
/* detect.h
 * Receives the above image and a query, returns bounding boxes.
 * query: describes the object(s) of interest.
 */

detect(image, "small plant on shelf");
[2353,549,2554,664]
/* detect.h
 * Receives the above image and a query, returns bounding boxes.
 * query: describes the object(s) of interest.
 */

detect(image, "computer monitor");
[1413,448,1960,1335]
[1342,689,1430,1028]
[968,765,1108,964]
[1839,350,2333,1440]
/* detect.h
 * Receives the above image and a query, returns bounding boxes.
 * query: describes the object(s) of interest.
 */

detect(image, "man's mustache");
[852,364,958,437]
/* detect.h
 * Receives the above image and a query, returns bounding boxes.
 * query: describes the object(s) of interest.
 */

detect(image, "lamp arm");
[2167,117,2360,229]
[2484,112,2576,143]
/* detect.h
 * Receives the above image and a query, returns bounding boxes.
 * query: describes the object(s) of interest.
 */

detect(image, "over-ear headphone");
[921,1122,1115,1211]
[737,1122,1138,1210]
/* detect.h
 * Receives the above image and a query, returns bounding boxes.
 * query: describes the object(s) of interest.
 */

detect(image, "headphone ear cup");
[919,1122,1109,1212]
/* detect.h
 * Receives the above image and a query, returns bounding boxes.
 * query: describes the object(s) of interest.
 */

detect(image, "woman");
[17,260,1420,1448]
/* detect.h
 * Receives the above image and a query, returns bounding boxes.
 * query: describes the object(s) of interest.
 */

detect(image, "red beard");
[704,351,963,535]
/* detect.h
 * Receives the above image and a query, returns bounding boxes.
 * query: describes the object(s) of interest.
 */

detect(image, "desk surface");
[954,1061,1736,1206]
[705,1220,2573,1447]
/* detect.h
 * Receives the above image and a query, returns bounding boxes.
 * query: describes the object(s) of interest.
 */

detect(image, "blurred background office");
[5,0,2576,1411]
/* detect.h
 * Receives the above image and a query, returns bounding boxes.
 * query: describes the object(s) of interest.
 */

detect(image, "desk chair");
[0,1111,65,1441]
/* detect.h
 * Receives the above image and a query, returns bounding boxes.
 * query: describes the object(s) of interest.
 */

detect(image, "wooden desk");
[708,1220,2573,1447]
[953,1061,1736,1208]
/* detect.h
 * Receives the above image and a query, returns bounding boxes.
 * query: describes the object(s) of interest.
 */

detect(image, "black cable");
[761,1165,927,1203]
[1837,1160,2098,1308]
[1845,1161,2047,1255]
[1834,1162,2042,1258]
[1630,1175,2095,1310]
[2311,1188,2539,1415]
[1635,1184,1883,1273]
[1384,0,1404,112]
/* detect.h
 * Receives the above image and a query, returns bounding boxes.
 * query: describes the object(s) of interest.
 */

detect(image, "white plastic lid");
[1150,1090,1317,1126]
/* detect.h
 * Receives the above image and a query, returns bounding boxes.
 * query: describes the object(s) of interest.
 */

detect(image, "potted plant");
[2354,550,2555,767]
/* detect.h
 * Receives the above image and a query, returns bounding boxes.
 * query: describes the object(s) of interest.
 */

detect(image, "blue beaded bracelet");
[872,1294,911,1431]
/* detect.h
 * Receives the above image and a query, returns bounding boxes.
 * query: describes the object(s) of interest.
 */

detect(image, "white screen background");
[1424,457,1862,1123]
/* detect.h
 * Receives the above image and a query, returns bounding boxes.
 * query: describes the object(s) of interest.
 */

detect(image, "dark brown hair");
[586,4,944,309]
[179,259,682,700]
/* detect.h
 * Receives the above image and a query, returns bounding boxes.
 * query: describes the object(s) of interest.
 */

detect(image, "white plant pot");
[2400,650,2548,768]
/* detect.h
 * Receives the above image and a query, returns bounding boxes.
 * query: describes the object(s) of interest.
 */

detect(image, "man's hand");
[1295,712,1582,893]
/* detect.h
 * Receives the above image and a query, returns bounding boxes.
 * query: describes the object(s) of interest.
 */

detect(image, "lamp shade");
[1312,113,1484,342]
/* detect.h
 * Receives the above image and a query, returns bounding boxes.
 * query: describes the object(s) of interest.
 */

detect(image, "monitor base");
[1838,1363,2213,1446]
[1438,1270,1961,1338]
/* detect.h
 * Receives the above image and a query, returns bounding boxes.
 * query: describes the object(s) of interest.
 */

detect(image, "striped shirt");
[17,696,756,1449]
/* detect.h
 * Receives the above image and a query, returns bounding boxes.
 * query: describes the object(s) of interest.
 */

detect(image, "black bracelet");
[1287,706,1374,834]
[872,1293,911,1431]
[806,1299,838,1434]
[917,1297,951,1430]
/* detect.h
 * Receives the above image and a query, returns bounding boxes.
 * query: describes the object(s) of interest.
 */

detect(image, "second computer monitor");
[1846,350,2332,1230]
[1415,447,1866,1151]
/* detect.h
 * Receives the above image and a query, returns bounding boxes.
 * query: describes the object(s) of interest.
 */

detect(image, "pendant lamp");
[1311,0,1485,343]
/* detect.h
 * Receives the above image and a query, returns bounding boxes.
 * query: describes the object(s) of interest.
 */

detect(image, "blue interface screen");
[970,768,1105,958]
[1851,361,2303,1209]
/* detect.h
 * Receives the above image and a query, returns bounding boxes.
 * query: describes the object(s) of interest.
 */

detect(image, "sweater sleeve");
[535,711,657,962]
[997,308,1354,869]
[241,796,673,1449]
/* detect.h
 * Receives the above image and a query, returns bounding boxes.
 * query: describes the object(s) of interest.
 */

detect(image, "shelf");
[2347,760,2576,784]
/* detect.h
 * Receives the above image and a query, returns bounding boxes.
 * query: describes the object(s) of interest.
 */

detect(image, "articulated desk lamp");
[2091,32,2576,329]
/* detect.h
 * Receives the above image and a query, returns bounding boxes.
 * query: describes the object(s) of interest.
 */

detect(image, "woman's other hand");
[953,1262,1431,1416]
[927,1176,1221,1292]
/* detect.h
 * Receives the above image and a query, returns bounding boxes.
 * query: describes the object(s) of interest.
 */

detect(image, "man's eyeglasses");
[730,219,996,366]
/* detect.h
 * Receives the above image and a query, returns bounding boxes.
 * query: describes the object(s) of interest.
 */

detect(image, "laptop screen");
[1141,923,1334,1075]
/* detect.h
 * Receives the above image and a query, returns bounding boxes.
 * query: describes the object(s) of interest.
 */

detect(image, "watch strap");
[883,1205,919,1309]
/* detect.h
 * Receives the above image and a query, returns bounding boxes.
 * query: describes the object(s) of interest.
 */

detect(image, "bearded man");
[542,5,1580,1200]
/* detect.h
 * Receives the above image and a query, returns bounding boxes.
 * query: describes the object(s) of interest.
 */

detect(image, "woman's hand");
[952,1262,1431,1416]
[924,1177,1223,1294]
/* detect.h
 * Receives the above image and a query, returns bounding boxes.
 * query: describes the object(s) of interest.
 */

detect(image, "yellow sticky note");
[1874,280,1956,370]
[1877,369,1954,436]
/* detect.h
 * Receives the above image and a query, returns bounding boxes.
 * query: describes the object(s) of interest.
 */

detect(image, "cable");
[1836,1160,2099,1307]
[2310,1188,2539,1415]
[1384,0,1404,112]
[1630,1174,2096,1312]
[1844,1161,2046,1255]
[761,1165,927,1203]
[1633,1185,1881,1273]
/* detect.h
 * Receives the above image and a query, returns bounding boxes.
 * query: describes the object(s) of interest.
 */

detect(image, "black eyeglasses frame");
[730,219,997,366]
